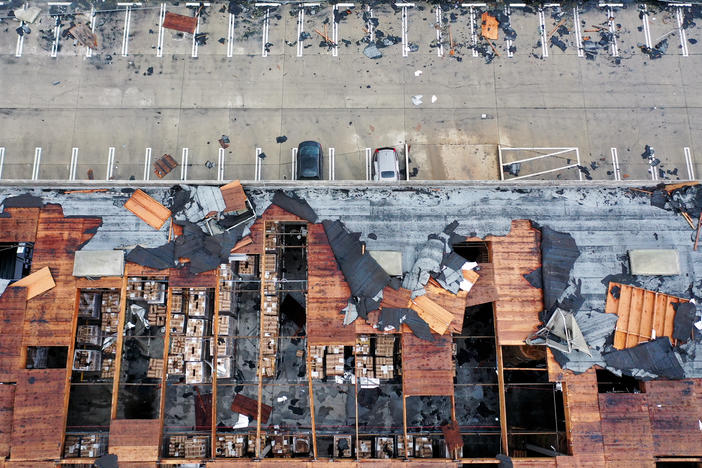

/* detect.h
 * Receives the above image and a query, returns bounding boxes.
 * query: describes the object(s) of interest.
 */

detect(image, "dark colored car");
[296,141,323,180]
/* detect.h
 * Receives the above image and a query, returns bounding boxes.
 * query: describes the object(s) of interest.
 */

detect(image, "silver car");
[372,147,400,181]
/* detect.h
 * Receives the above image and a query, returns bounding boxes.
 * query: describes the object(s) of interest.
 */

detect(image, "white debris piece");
[411,95,423,106]
[14,7,41,24]
[431,95,438,103]
[414,70,422,76]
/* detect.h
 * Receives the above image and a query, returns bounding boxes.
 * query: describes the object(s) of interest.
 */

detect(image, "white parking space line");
[538,9,548,58]
[462,3,486,57]
[69,147,78,181]
[157,3,166,57]
[106,147,115,180]
[32,147,41,181]
[218,148,225,181]
[365,148,371,180]
[675,6,690,57]
[435,6,444,57]
[405,144,410,180]
[297,6,305,57]
[366,6,375,42]
[640,4,652,48]
[227,12,235,57]
[505,5,514,57]
[499,147,581,180]
[328,148,335,180]
[573,7,584,57]
[121,5,132,57]
[85,7,97,57]
[610,148,621,181]
[255,148,263,180]
[143,148,152,180]
[0,147,5,180]
[291,148,298,180]
[191,16,200,58]
[181,148,189,181]
[646,148,659,181]
[332,3,353,57]
[684,147,695,180]
[15,3,28,58]
[50,16,61,58]
[256,4,274,57]
[397,3,414,57]
[600,4,621,56]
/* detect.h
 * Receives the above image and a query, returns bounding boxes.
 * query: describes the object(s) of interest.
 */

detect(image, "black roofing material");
[523,267,543,289]
[377,307,405,331]
[496,454,513,468]
[541,226,580,312]
[125,243,176,270]
[94,454,118,468]
[603,337,685,380]
[272,191,318,223]
[2,193,43,208]
[356,296,381,320]
[322,219,389,299]
[673,302,696,342]
[404,309,434,342]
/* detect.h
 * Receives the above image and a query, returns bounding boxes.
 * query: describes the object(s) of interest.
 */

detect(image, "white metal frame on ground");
[498,146,582,181]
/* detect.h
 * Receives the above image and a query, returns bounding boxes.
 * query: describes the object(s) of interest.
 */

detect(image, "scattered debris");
[219,135,230,149]
[411,95,423,106]
[363,43,382,59]
[481,12,499,40]
[153,154,179,178]
[276,135,287,144]
[163,11,198,34]
[14,6,41,24]
[68,23,98,49]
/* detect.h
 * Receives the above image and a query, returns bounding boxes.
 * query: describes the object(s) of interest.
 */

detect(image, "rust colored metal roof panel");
[109,419,161,462]
[124,189,171,230]
[220,180,248,212]
[0,288,27,382]
[11,266,55,300]
[162,11,197,34]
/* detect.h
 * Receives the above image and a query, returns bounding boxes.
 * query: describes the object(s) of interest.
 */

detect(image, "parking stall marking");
[506,3,527,58]
[366,6,375,42]
[69,147,78,181]
[332,3,354,57]
[600,3,622,57]
[118,3,139,57]
[85,6,97,57]
[156,3,166,57]
[498,147,582,181]
[255,3,278,57]
[0,147,5,180]
[15,3,28,58]
[611,148,621,181]
[328,148,335,180]
[218,148,225,181]
[646,148,659,181]
[181,148,189,181]
[573,6,584,57]
[405,144,410,180]
[297,5,305,57]
[47,3,72,58]
[640,4,652,48]
[143,148,152,180]
[106,147,115,180]
[32,147,41,181]
[365,148,371,180]
[672,3,691,57]
[397,3,414,57]
[684,147,695,180]
[191,15,200,57]
[435,5,444,57]
[462,3,486,57]
[538,8,548,58]
[227,8,235,57]
[291,147,297,180]
[255,148,263,181]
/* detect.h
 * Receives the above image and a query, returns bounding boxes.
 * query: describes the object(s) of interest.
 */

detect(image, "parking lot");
[0,1,701,182]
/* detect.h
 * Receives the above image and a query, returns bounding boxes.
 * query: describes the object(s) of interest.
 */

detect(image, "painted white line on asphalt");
[684,147,695,180]
[255,148,263,180]
[86,7,96,57]
[218,148,225,181]
[648,151,658,181]
[121,5,132,57]
[641,4,652,48]
[297,7,304,57]
[611,148,621,181]
[462,4,485,57]
[291,148,297,180]
[676,6,689,57]
[435,6,444,57]
[328,148,335,180]
[538,9,548,57]
[143,147,152,180]
[15,3,28,58]
[69,147,78,181]
[156,3,166,57]
[366,6,375,42]
[405,144,410,180]
[505,5,514,57]
[227,12,235,57]
[573,7,584,57]
[32,147,41,181]
[509,164,580,180]
[400,4,413,57]
[0,147,5,180]
[51,16,61,58]
[181,148,189,180]
[606,5,619,56]
[332,3,353,57]
[575,148,583,181]
[365,148,371,180]
[261,7,270,57]
[106,147,115,180]
[191,15,200,58]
